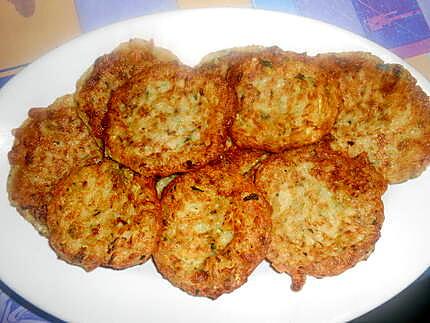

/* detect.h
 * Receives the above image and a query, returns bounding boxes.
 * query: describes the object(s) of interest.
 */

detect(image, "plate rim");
[0,7,429,323]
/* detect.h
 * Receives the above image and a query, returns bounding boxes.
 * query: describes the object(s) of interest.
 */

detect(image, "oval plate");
[0,8,429,323]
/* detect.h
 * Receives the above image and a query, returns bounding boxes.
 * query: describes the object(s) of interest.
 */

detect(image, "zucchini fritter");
[7,95,102,236]
[47,160,161,271]
[75,39,178,144]
[255,141,387,291]
[316,52,430,183]
[228,49,340,152]
[105,62,236,177]
[153,155,272,299]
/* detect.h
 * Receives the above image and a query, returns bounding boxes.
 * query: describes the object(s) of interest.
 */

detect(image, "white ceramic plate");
[0,8,429,323]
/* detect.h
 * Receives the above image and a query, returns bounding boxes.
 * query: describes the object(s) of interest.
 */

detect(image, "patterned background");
[1,0,429,322]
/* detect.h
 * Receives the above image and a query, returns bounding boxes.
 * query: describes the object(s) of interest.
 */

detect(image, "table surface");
[1,1,429,322]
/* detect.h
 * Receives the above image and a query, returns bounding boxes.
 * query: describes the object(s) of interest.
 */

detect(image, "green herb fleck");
[210,242,216,251]
[259,59,273,68]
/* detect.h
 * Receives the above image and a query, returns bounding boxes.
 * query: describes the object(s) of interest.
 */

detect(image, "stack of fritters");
[7,39,430,297]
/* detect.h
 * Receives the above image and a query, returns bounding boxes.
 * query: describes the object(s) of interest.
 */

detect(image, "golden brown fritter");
[228,49,340,152]
[153,157,272,299]
[104,62,236,177]
[75,39,178,144]
[47,159,161,271]
[255,140,387,291]
[315,52,430,183]
[7,95,102,236]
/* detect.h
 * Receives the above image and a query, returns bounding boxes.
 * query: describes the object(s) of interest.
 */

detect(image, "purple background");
[352,0,430,48]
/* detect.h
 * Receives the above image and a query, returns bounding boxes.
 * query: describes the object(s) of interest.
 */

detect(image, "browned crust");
[75,39,178,143]
[153,157,272,299]
[228,49,340,152]
[197,45,283,78]
[255,140,387,290]
[315,52,430,183]
[104,62,236,177]
[219,145,269,178]
[47,159,161,271]
[7,95,102,236]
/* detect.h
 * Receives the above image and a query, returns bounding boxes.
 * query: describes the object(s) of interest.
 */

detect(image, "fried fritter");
[47,159,160,271]
[7,95,102,236]
[315,52,430,183]
[104,62,236,177]
[153,156,272,299]
[75,39,178,144]
[228,49,340,152]
[255,140,387,291]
